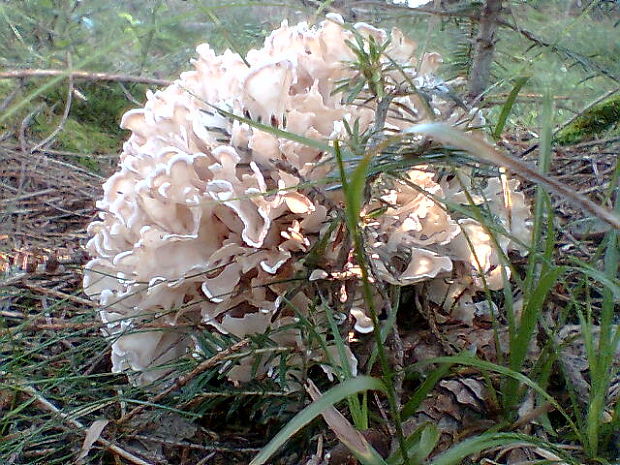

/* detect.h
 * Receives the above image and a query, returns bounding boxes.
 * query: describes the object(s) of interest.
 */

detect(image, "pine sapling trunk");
[468,0,503,100]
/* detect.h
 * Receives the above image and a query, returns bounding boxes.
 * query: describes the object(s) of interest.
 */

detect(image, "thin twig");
[0,82,22,113]
[0,69,171,86]
[0,274,27,288]
[18,384,154,465]
[30,55,74,153]
[30,147,119,159]
[14,103,45,236]
[10,320,101,331]
[18,103,45,155]
[2,145,106,180]
[177,390,291,410]
[124,435,260,454]
[0,187,56,204]
[118,81,143,106]
[489,92,570,100]
[368,95,395,151]
[117,338,251,425]
[357,92,410,463]
[0,310,26,319]
[195,453,217,465]
[571,136,620,149]
[388,326,405,409]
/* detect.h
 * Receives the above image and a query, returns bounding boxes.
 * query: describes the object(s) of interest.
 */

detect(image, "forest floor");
[1,132,618,465]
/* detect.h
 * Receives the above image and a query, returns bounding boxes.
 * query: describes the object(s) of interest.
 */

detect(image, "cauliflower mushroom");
[84,16,530,386]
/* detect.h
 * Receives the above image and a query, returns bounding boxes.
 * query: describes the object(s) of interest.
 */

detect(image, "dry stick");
[0,187,56,204]
[20,281,98,307]
[117,338,251,425]
[1,177,89,217]
[0,69,171,86]
[12,320,101,331]
[177,390,291,410]
[511,402,555,430]
[29,147,119,160]
[489,92,569,99]
[19,384,154,465]
[14,102,45,236]
[0,310,26,319]
[118,81,143,106]
[490,144,620,229]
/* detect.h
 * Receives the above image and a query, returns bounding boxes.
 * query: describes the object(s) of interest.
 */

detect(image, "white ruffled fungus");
[84,15,530,386]
[350,308,374,334]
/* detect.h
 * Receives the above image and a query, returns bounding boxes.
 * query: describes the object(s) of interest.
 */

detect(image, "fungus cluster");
[84,15,530,386]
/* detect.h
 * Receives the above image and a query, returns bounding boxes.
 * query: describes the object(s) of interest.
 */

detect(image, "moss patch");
[44,81,145,134]
[34,115,120,153]
[27,81,146,172]
[32,116,122,173]
[556,94,620,145]
[69,82,146,134]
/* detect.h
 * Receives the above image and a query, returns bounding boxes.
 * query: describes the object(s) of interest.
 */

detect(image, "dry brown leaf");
[76,419,109,464]
[306,380,380,463]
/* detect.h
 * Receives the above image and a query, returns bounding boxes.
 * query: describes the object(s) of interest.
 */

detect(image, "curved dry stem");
[406,123,620,230]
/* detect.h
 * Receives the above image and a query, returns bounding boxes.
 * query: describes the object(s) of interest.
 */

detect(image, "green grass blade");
[322,301,367,429]
[401,363,453,419]
[249,376,386,465]
[524,89,554,295]
[208,104,333,153]
[505,266,565,409]
[567,262,620,301]
[584,196,619,456]
[335,138,410,463]
[387,423,440,465]
[429,432,577,465]
[493,76,529,140]
[334,138,373,234]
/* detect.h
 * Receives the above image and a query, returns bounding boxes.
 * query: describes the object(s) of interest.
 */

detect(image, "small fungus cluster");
[84,15,530,386]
